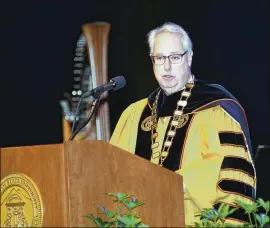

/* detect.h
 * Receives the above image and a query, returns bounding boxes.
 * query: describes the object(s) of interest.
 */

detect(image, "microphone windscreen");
[111,76,126,91]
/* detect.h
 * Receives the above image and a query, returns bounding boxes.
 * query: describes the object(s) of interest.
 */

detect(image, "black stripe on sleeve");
[221,156,255,178]
[219,132,247,150]
[218,179,255,200]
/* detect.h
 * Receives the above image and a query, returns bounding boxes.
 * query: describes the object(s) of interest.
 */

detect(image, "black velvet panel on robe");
[135,79,238,172]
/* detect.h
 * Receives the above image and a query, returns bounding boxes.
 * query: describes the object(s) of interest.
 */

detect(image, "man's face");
[152,32,193,95]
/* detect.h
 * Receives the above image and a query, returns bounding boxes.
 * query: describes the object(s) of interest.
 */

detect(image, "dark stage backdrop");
[2,1,268,149]
[1,1,269,197]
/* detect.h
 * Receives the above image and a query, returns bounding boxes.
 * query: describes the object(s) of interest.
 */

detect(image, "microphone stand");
[69,91,101,141]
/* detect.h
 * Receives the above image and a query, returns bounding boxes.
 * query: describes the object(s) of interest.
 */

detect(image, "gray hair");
[147,22,193,55]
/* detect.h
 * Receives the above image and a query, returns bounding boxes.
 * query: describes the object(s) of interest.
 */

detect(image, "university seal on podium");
[1,174,43,227]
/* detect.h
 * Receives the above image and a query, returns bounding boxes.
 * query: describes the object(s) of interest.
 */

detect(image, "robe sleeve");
[177,104,256,225]
[109,103,135,150]
[110,98,148,153]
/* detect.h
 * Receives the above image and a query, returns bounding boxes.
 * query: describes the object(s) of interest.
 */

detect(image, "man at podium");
[110,22,256,226]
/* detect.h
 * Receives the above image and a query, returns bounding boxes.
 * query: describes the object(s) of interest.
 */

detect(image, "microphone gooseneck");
[69,76,126,141]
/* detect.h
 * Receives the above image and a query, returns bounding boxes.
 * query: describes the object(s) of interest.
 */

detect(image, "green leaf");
[216,204,238,221]
[256,214,270,227]
[95,204,120,218]
[227,207,238,217]
[257,198,270,211]
[117,214,142,227]
[84,214,113,227]
[105,192,133,201]
[201,218,213,227]
[235,200,258,214]
[255,214,263,225]
[122,197,145,211]
[235,200,248,209]
[193,222,202,227]
[218,204,230,218]
[262,215,270,226]
[217,203,226,214]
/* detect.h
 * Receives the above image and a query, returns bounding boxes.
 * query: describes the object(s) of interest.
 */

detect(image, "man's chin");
[160,81,177,88]
[161,87,178,96]
[160,84,185,95]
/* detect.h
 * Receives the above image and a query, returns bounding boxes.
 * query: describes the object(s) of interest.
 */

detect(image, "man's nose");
[164,57,171,71]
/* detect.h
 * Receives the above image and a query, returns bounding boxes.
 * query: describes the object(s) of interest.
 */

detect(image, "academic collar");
[148,78,238,116]
[157,88,183,117]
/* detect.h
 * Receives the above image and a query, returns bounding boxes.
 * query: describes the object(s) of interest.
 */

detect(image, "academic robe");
[110,79,256,226]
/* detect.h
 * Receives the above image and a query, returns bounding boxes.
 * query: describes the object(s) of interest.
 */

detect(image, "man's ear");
[187,51,193,67]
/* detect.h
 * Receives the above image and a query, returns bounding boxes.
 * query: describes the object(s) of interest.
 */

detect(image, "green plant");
[194,198,269,227]
[84,192,149,227]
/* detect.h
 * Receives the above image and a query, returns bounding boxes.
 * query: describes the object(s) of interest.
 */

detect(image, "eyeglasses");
[150,51,187,65]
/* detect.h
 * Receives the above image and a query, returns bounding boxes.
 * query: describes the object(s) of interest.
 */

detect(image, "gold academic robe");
[110,80,256,226]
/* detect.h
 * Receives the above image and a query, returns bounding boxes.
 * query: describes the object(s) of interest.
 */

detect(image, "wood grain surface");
[1,141,185,227]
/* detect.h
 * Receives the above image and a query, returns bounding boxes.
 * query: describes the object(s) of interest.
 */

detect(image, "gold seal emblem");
[141,116,154,131]
[176,114,189,128]
[1,174,43,227]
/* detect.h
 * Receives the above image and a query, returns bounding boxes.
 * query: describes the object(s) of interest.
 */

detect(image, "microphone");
[90,76,126,95]
[68,76,126,140]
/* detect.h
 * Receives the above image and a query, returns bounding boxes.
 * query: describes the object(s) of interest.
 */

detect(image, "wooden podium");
[1,141,185,227]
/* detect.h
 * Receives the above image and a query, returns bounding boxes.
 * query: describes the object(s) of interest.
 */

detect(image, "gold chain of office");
[150,82,195,165]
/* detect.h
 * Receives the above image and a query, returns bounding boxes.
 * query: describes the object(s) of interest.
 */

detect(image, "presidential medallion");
[176,114,189,128]
[1,174,43,227]
[141,116,154,131]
